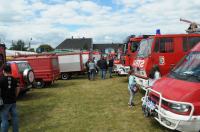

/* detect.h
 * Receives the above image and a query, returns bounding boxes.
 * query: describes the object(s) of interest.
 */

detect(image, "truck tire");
[33,80,45,88]
[61,73,71,80]
[23,69,35,84]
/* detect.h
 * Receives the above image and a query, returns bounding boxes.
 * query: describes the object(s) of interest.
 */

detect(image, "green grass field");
[17,75,171,132]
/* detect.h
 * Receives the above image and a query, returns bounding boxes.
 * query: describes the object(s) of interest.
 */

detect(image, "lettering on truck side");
[133,60,145,68]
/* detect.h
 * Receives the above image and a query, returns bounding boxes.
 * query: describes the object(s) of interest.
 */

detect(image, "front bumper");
[142,88,200,132]
[113,64,130,75]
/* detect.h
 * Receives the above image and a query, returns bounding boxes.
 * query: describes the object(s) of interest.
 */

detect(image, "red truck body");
[133,34,200,90]
[142,43,200,131]
[14,54,60,87]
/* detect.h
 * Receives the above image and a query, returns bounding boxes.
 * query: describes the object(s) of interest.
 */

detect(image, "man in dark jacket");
[97,57,108,79]
[0,64,20,132]
[108,57,114,78]
[85,59,90,80]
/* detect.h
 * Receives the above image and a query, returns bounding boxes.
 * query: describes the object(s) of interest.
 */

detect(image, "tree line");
[9,40,54,53]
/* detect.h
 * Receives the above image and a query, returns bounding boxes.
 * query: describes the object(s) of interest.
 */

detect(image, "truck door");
[152,37,175,76]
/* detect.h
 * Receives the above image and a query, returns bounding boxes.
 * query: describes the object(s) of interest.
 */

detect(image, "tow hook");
[142,104,157,117]
[142,105,150,117]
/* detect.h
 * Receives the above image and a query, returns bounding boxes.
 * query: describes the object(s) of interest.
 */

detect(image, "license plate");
[139,80,143,85]
[146,100,156,110]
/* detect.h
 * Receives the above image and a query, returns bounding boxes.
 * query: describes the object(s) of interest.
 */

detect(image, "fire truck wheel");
[23,69,35,84]
[33,81,45,88]
[61,73,71,80]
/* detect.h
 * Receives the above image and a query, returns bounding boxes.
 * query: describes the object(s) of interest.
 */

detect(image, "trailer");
[14,54,60,88]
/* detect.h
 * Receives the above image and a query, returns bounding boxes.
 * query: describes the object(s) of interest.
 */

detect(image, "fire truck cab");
[114,35,148,75]
[133,34,200,90]
[142,42,200,131]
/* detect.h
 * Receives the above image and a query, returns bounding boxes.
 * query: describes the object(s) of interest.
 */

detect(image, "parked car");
[142,43,200,131]
[14,54,60,88]
[7,61,35,93]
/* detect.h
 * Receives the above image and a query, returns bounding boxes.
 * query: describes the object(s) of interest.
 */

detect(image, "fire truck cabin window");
[182,37,200,52]
[154,38,174,53]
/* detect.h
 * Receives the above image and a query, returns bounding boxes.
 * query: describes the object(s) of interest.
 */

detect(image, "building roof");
[93,43,124,52]
[56,37,92,50]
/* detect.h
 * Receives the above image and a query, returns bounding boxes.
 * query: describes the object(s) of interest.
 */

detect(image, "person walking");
[128,70,138,107]
[108,57,114,78]
[97,57,108,79]
[88,60,96,80]
[0,64,20,132]
[149,65,161,86]
[85,59,90,80]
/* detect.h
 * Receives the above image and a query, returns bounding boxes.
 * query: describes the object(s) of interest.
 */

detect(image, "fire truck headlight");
[169,103,190,113]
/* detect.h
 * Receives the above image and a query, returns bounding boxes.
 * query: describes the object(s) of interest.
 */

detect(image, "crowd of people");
[85,56,114,80]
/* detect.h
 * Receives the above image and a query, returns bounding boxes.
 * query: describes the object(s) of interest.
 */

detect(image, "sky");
[0,0,200,49]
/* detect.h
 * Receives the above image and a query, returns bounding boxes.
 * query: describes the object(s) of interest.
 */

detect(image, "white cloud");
[0,0,200,49]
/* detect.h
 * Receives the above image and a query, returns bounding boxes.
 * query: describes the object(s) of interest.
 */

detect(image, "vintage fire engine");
[133,28,200,90]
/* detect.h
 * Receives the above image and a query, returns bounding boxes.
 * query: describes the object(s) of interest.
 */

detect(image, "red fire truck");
[132,33,200,90]
[114,35,149,75]
[14,54,60,88]
[142,42,200,131]
[57,51,101,80]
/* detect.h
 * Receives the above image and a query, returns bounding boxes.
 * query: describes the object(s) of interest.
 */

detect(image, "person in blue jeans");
[97,57,108,79]
[128,70,138,107]
[0,64,20,132]
[88,60,96,80]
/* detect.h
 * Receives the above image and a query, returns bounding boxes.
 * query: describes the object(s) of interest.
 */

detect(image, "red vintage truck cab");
[114,35,148,75]
[142,43,200,131]
[133,34,200,90]
[14,54,60,88]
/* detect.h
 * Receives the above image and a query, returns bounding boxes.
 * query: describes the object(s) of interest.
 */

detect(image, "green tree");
[83,43,89,50]
[36,44,54,53]
[29,48,35,52]
[9,40,28,51]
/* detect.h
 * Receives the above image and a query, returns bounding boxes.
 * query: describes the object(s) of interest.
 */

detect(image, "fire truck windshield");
[137,38,153,57]
[130,41,140,52]
[170,52,200,82]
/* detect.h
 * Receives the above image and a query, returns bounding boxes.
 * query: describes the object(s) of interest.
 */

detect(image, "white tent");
[6,50,37,56]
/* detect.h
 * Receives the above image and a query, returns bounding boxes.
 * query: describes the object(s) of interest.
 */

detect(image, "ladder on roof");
[180,18,200,34]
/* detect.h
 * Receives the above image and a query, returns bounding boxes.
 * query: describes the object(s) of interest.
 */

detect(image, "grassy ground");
[17,75,171,132]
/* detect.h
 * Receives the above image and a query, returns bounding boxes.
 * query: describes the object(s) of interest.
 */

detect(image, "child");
[128,70,138,107]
